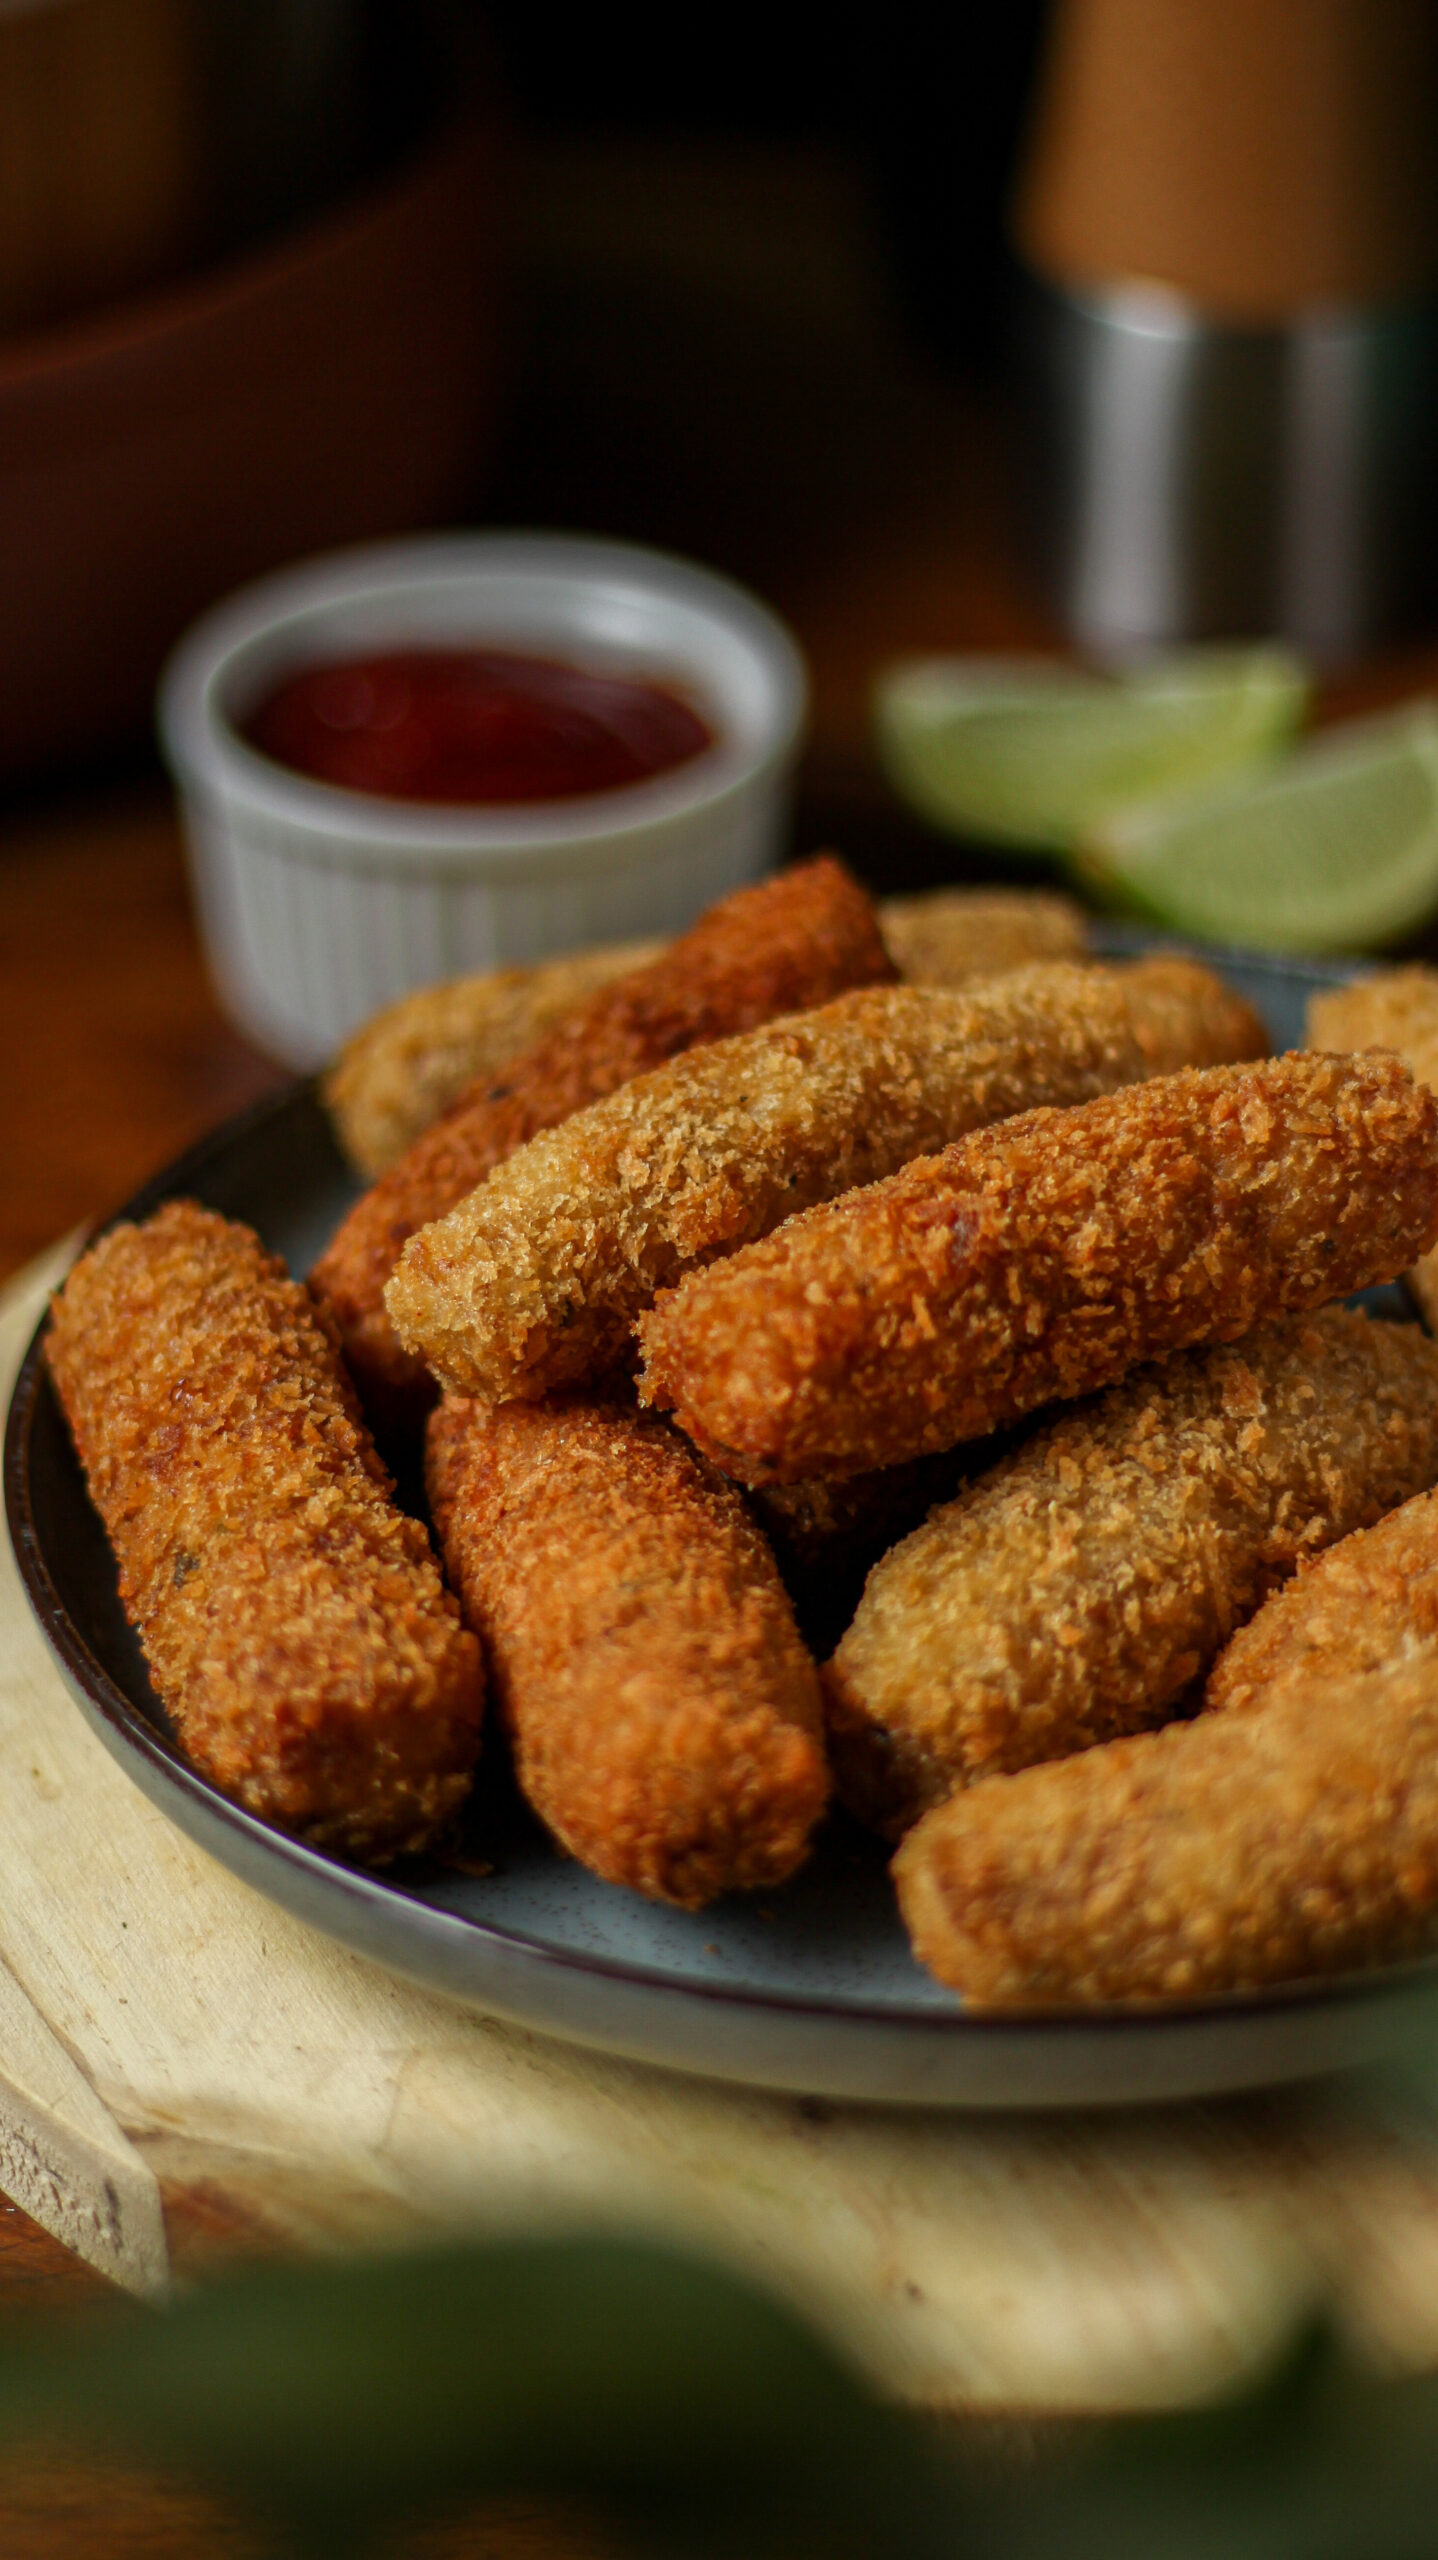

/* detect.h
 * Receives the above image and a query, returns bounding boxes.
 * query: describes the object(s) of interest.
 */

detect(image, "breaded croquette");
[386,958,1266,1406]
[1308,964,1438,1081]
[638,1051,1438,1484]
[45,1202,484,1862]
[1308,965,1438,1328]
[426,1393,829,1909]
[310,857,895,1422]
[321,888,1086,1179]
[877,886,1086,983]
[1114,954,1271,1074]
[824,1311,1438,1837]
[893,1653,1438,2007]
[1205,1483,1438,1713]
[324,940,661,1178]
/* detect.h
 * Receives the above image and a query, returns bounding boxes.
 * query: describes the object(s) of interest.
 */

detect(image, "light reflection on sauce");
[242,648,715,806]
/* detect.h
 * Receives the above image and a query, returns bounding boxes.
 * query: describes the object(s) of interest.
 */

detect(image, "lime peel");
[1080,702,1438,956]
[874,646,1310,855]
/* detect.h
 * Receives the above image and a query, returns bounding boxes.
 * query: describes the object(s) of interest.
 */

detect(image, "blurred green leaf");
[8,2223,1438,2557]
[0,2234,945,2558]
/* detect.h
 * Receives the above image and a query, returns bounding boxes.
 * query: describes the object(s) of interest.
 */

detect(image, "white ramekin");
[158,532,809,1070]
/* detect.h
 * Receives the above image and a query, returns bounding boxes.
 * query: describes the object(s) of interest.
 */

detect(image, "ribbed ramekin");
[158,532,808,1069]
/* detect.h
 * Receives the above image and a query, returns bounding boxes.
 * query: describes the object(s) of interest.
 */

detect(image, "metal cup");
[1019,271,1438,660]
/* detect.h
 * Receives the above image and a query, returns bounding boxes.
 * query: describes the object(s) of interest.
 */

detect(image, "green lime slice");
[1080,703,1438,954]
[874,647,1310,854]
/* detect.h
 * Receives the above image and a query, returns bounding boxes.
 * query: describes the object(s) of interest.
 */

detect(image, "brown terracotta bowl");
[0,99,505,781]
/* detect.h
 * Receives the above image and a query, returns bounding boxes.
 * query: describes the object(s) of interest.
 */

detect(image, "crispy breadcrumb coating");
[1204,1483,1438,1712]
[1308,966,1438,1080]
[1309,966,1438,1329]
[1115,955,1270,1074]
[877,886,1086,983]
[323,940,661,1178]
[894,1652,1438,2008]
[321,889,1086,1180]
[426,1393,828,1909]
[310,857,895,1422]
[45,1202,483,1862]
[386,958,1266,1405]
[824,1310,1438,1837]
[638,1051,1438,1484]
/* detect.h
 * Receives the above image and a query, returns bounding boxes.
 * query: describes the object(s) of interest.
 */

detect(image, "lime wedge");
[874,648,1310,854]
[1081,703,1438,954]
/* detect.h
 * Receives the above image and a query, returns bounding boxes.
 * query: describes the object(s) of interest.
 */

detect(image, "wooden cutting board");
[6,1242,1438,2411]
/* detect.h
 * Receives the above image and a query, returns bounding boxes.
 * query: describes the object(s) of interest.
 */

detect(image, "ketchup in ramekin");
[242,648,715,806]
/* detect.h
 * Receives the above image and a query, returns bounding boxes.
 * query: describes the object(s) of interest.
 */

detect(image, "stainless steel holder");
[1019,274,1438,660]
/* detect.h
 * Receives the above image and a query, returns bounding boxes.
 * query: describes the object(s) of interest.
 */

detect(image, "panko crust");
[385,957,1265,1407]
[894,1654,1438,2008]
[1308,967,1438,1084]
[322,888,1086,1182]
[323,940,661,1178]
[1308,966,1438,1329]
[877,887,1086,983]
[45,1202,483,1862]
[309,856,895,1421]
[825,1310,1438,1836]
[1116,955,1268,1075]
[1205,1482,1438,1711]
[426,1394,829,1909]
[637,1050,1438,1484]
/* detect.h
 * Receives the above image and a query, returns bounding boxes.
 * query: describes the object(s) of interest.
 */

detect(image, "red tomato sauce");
[240,648,715,806]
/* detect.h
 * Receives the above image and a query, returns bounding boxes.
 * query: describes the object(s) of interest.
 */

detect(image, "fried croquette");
[386,957,1266,1406]
[1114,954,1270,1074]
[323,939,661,1178]
[426,1393,829,1909]
[321,889,1086,1180]
[1308,965,1438,1329]
[310,857,895,1422]
[877,886,1086,983]
[638,1050,1438,1484]
[824,1310,1438,1837]
[893,1652,1438,2007]
[1307,965,1438,1081]
[1204,1482,1438,1713]
[45,1202,484,1862]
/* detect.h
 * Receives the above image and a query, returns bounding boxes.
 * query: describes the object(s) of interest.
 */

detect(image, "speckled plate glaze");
[9,935,1438,2108]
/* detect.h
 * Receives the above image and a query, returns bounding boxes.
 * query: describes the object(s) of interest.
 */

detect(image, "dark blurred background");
[0,0,1053,824]
[487,0,1049,378]
[6,0,1438,812]
[487,9,1046,551]
[483,0,1058,861]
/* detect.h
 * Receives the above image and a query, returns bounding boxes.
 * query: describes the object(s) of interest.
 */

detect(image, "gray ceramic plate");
[9,936,1438,2109]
